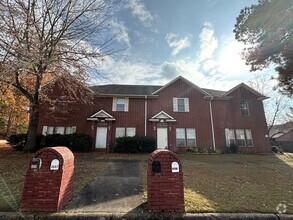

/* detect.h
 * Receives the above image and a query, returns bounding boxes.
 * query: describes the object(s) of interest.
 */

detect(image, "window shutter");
[112,97,117,111]
[125,98,129,112]
[42,126,48,135]
[173,98,178,112]
[185,98,189,112]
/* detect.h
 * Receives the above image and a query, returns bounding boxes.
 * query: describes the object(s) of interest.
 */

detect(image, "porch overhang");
[149,111,176,122]
[87,110,116,121]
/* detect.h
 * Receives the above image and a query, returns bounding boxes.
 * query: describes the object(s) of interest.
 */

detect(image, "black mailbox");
[152,161,161,174]
[31,158,42,170]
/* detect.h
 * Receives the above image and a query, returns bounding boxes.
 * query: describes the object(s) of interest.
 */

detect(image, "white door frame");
[157,127,168,149]
[95,127,107,149]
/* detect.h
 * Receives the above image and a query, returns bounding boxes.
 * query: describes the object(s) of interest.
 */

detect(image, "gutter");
[145,96,147,136]
[209,97,216,150]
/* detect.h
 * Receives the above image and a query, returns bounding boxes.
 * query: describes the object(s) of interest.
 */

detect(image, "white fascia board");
[151,111,175,120]
[149,119,159,122]
[87,118,98,121]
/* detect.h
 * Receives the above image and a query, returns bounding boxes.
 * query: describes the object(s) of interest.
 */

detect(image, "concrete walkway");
[65,160,144,214]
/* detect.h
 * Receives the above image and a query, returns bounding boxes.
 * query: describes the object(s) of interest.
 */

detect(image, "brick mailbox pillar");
[147,149,184,212]
[20,146,74,212]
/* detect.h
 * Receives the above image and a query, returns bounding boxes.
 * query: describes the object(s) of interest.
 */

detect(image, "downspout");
[144,95,147,136]
[209,97,216,150]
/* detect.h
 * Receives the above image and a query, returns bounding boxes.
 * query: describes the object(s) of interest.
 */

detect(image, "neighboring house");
[270,122,293,152]
[38,76,271,153]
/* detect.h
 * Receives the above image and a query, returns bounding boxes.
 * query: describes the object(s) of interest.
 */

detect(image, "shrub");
[208,148,220,154]
[271,146,279,153]
[7,133,27,146]
[197,147,206,153]
[115,136,156,153]
[176,147,196,153]
[8,133,93,152]
[229,143,239,154]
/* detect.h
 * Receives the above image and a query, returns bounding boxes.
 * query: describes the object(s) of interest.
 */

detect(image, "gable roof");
[90,84,161,96]
[224,83,267,99]
[89,76,267,100]
[152,76,211,96]
[149,111,176,122]
[87,110,115,121]
[201,88,226,97]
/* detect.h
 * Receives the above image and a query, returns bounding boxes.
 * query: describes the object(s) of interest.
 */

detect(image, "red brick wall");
[212,87,270,152]
[38,78,270,153]
[147,79,213,149]
[147,150,184,212]
[21,147,74,212]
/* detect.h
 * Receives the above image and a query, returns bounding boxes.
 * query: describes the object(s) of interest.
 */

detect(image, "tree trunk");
[23,101,40,152]
[5,111,13,137]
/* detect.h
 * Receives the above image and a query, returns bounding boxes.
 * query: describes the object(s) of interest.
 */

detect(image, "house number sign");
[50,159,60,171]
[171,162,179,173]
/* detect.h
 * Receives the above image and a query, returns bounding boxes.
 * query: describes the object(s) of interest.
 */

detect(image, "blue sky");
[98,0,275,91]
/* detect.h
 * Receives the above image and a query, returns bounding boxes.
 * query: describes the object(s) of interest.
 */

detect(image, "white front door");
[157,128,168,149]
[96,127,107,148]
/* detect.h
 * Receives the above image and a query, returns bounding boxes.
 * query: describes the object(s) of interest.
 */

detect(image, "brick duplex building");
[38,76,271,153]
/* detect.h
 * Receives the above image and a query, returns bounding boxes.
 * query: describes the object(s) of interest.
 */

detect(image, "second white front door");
[157,128,168,149]
[96,127,107,149]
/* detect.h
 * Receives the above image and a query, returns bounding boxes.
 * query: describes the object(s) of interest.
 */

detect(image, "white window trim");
[240,100,250,116]
[112,97,129,112]
[173,97,189,112]
[115,127,136,138]
[42,126,76,135]
[225,128,254,147]
[176,128,196,147]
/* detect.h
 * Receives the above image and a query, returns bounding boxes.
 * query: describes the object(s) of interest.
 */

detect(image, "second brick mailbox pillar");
[147,149,184,212]
[20,147,74,212]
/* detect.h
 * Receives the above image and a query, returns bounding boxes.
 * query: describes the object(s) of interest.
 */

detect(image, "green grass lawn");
[0,144,292,214]
[180,153,293,213]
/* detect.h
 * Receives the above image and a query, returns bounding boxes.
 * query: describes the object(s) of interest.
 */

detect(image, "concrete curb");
[1,212,293,220]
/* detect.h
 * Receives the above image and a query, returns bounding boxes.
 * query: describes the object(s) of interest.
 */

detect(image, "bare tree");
[248,73,292,137]
[0,0,118,152]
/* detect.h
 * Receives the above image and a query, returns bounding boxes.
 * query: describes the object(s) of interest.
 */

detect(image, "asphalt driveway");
[65,160,143,213]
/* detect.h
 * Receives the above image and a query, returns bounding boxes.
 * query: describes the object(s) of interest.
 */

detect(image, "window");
[176,128,196,147]
[126,127,136,137]
[240,100,249,116]
[173,98,189,112]
[55,127,65,134]
[225,128,236,146]
[225,128,253,147]
[115,127,136,138]
[115,127,125,138]
[235,129,245,146]
[42,126,76,135]
[65,126,76,134]
[112,97,129,111]
[186,129,196,147]
[176,128,185,147]
[245,129,253,146]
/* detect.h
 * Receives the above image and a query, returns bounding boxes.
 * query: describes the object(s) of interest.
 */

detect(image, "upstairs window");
[240,100,249,116]
[112,97,129,112]
[173,98,189,112]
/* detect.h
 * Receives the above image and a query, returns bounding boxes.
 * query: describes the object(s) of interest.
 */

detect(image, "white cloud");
[165,33,191,56]
[110,19,131,46]
[97,56,242,91]
[125,0,154,27]
[197,22,218,62]
[217,39,250,77]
